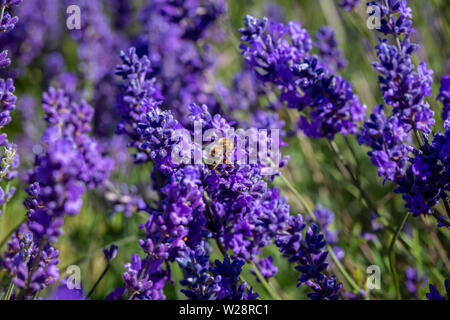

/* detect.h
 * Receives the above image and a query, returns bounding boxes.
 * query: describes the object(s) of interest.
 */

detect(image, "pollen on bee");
[183,236,188,242]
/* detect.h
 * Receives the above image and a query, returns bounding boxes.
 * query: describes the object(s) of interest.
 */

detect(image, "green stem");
[87,263,110,299]
[343,137,361,182]
[0,7,5,25]
[1,182,10,217]
[388,211,410,300]
[60,235,137,271]
[3,281,14,300]
[442,200,450,220]
[18,238,47,300]
[328,140,381,218]
[432,210,450,228]
[276,171,361,293]
[0,217,26,249]
[249,261,282,300]
[204,191,281,299]
[128,254,152,300]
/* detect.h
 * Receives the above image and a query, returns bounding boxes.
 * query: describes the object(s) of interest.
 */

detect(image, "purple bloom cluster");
[359,105,412,182]
[426,279,449,300]
[314,26,347,72]
[115,47,166,164]
[0,0,62,75]
[111,46,294,298]
[150,0,226,41]
[0,1,20,32]
[438,75,450,126]
[2,87,113,298]
[361,0,435,154]
[308,206,344,260]
[67,0,128,140]
[176,242,258,300]
[0,0,20,214]
[275,215,342,300]
[339,0,360,11]
[359,1,450,224]
[404,267,427,299]
[137,0,227,119]
[239,15,365,139]
[395,130,450,218]
[104,183,147,218]
[2,224,60,298]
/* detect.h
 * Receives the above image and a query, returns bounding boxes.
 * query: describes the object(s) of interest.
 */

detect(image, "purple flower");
[240,16,364,139]
[314,26,347,71]
[0,78,16,128]
[176,242,220,300]
[137,0,227,120]
[111,254,167,300]
[255,256,278,279]
[438,75,450,125]
[395,131,450,219]
[48,280,84,300]
[0,11,18,33]
[0,49,10,68]
[404,267,427,299]
[105,183,147,218]
[339,0,360,11]
[103,245,119,263]
[275,215,342,300]
[426,279,449,300]
[359,105,413,182]
[0,0,19,216]
[4,86,112,298]
[310,205,339,245]
[177,243,258,300]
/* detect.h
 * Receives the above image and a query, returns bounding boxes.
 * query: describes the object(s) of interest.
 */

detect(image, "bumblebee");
[207,137,235,169]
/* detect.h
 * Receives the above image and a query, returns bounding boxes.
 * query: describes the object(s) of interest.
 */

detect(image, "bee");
[207,137,235,170]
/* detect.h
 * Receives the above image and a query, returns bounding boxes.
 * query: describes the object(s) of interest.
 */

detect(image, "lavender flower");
[48,279,84,300]
[176,243,219,300]
[358,105,412,182]
[0,12,18,33]
[105,183,147,218]
[177,243,258,300]
[0,49,10,68]
[0,0,62,74]
[357,1,450,224]
[239,15,365,139]
[310,205,339,244]
[0,0,20,216]
[438,75,450,125]
[404,267,427,299]
[110,254,168,300]
[138,0,227,119]
[362,1,435,143]
[314,26,347,72]
[339,0,360,11]
[426,279,449,300]
[103,245,119,263]
[395,129,450,219]
[275,215,342,300]
[150,0,226,41]
[3,87,112,298]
